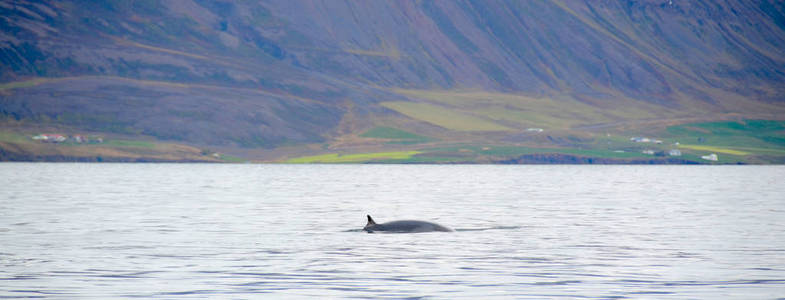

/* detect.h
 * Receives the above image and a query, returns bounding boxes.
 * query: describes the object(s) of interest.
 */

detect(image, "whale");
[363,215,453,233]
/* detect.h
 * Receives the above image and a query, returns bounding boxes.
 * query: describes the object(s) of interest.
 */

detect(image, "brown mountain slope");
[1,0,784,158]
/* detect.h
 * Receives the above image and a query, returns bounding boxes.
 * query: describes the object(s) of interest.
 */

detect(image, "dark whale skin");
[363,215,452,233]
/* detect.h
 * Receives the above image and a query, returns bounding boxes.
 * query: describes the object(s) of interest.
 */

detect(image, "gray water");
[1,164,784,299]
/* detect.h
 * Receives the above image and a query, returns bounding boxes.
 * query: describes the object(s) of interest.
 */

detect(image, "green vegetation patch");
[426,145,650,160]
[0,131,157,149]
[220,154,247,163]
[102,140,156,149]
[389,89,659,129]
[360,126,434,144]
[678,145,750,156]
[375,155,464,163]
[285,151,421,163]
[665,119,785,155]
[667,120,785,136]
[380,101,512,132]
[0,131,32,143]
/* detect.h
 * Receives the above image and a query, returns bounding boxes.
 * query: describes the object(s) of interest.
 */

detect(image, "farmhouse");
[32,134,66,143]
[31,134,103,144]
[701,153,718,161]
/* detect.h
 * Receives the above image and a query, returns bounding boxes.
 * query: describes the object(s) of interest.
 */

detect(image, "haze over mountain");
[2,0,785,162]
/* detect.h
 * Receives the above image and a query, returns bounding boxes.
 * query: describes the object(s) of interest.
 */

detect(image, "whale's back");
[371,220,453,233]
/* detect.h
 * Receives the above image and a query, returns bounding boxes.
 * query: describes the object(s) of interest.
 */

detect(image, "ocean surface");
[1,164,784,299]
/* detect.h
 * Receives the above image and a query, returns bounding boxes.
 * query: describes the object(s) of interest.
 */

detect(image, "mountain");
[2,0,785,163]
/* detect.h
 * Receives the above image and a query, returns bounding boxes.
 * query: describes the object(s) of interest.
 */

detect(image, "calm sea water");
[1,164,784,299]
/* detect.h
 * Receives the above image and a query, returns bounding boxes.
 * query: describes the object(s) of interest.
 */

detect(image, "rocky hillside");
[2,0,785,154]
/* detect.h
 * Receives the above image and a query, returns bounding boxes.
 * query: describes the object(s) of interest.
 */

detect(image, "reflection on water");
[1,164,784,298]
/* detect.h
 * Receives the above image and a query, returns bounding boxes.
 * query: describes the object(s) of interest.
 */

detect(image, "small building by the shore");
[701,153,718,161]
[32,134,67,143]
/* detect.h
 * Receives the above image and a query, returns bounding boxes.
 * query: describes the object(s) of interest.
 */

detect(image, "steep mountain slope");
[1,0,785,161]
[263,0,785,102]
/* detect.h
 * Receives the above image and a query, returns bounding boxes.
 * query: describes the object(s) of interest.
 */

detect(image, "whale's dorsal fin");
[366,215,377,226]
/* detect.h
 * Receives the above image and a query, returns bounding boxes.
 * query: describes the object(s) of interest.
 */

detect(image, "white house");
[32,134,66,143]
[701,153,718,161]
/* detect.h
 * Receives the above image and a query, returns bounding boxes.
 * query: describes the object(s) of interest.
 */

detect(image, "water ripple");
[1,164,784,298]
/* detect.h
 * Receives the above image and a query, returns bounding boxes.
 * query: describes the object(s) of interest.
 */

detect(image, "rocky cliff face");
[2,0,784,148]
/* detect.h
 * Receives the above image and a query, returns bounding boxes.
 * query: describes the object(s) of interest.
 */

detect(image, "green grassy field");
[282,119,785,164]
[5,117,785,164]
[677,145,750,156]
[1,132,157,150]
[425,144,650,160]
[360,126,434,144]
[389,119,785,164]
[101,139,156,149]
[663,120,785,159]
[219,154,248,163]
[390,89,666,130]
[0,131,31,143]
[284,151,422,163]
[0,130,219,162]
